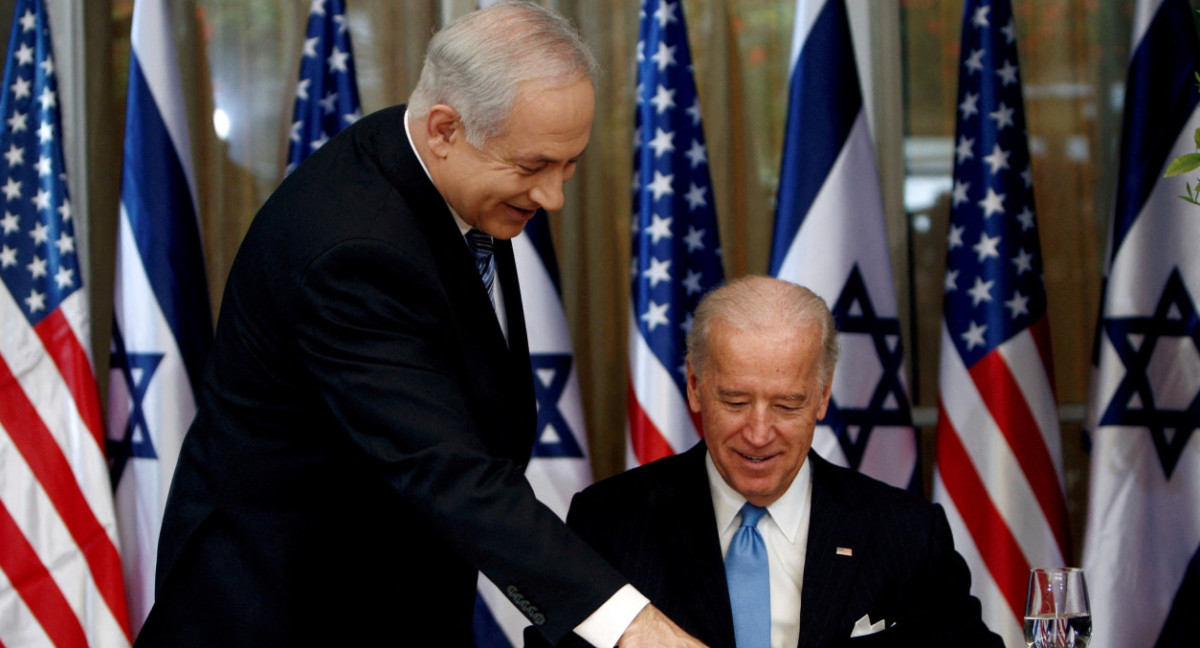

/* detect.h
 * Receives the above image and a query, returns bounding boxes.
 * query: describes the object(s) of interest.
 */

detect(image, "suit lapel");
[798,454,871,648]
[390,114,536,465]
[492,238,535,465]
[660,445,738,647]
[385,105,509,359]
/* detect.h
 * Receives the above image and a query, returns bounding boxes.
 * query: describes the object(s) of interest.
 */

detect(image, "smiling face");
[688,318,832,507]
[423,75,594,240]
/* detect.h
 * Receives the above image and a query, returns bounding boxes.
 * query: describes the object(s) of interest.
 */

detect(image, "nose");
[741,406,775,447]
[529,168,566,212]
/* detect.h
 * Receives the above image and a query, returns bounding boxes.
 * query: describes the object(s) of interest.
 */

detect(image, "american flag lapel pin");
[836,547,853,557]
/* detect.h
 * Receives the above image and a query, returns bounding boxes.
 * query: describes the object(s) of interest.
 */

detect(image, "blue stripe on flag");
[769,0,862,275]
[521,211,562,296]
[473,592,516,648]
[120,53,212,387]
[1110,0,1200,261]
[1154,540,1200,648]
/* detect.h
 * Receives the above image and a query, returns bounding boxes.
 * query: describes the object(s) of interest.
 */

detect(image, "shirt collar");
[706,448,813,544]
[403,108,434,182]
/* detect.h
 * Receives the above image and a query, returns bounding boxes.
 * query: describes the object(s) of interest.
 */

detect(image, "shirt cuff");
[573,584,650,648]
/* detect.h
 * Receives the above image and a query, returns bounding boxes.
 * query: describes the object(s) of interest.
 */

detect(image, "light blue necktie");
[726,503,771,648]
[464,228,495,307]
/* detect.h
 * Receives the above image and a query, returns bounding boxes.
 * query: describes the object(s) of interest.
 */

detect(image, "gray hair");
[406,1,598,148]
[686,275,840,390]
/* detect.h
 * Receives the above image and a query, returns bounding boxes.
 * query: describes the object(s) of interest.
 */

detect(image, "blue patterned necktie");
[726,503,771,648]
[464,228,495,307]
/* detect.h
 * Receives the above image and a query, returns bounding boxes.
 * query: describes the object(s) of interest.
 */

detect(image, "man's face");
[688,319,831,507]
[433,76,594,240]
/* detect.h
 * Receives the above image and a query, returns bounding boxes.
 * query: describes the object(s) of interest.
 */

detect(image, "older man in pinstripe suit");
[530,276,1002,648]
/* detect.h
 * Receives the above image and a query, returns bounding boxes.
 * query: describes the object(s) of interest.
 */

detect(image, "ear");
[815,371,834,420]
[425,104,461,158]
[685,358,702,414]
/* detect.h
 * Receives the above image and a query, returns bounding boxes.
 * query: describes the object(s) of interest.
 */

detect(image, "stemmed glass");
[1024,567,1091,648]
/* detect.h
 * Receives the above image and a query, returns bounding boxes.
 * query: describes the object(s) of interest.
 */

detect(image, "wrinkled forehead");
[706,321,824,376]
[489,77,595,152]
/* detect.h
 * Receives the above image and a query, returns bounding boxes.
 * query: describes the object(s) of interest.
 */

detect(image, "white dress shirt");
[708,453,813,648]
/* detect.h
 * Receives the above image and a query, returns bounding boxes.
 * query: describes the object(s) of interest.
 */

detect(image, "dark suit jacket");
[529,443,1002,648]
[135,105,625,647]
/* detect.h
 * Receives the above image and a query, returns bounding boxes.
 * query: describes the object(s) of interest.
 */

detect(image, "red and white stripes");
[934,317,1067,648]
[0,289,131,647]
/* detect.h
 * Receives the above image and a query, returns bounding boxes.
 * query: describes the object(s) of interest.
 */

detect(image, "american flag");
[0,0,132,645]
[768,0,918,492]
[627,0,724,467]
[285,0,362,175]
[931,2,1069,646]
[108,0,212,636]
[1082,1,1200,646]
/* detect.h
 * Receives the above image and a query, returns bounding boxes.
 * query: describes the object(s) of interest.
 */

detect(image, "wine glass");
[1024,567,1091,648]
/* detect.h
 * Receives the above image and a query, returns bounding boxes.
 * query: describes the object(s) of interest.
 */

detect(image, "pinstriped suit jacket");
[540,442,1002,648]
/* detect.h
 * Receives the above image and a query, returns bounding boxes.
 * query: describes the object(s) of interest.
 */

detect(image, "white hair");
[406,0,598,147]
[686,275,840,390]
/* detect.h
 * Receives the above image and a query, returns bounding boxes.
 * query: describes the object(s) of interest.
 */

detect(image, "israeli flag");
[107,0,212,635]
[1082,1,1200,646]
[769,0,918,491]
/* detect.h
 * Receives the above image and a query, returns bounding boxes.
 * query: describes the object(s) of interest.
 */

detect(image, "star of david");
[820,265,912,471]
[1100,268,1200,479]
[529,353,584,459]
[107,321,164,489]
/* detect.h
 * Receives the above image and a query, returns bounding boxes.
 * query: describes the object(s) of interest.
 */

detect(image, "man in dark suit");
[530,276,1002,648]
[136,3,705,647]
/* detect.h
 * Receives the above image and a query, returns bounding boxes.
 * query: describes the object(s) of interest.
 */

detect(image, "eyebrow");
[513,145,588,167]
[715,388,807,403]
[516,154,581,167]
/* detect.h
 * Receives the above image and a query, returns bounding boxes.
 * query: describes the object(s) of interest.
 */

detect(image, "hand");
[617,604,709,647]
